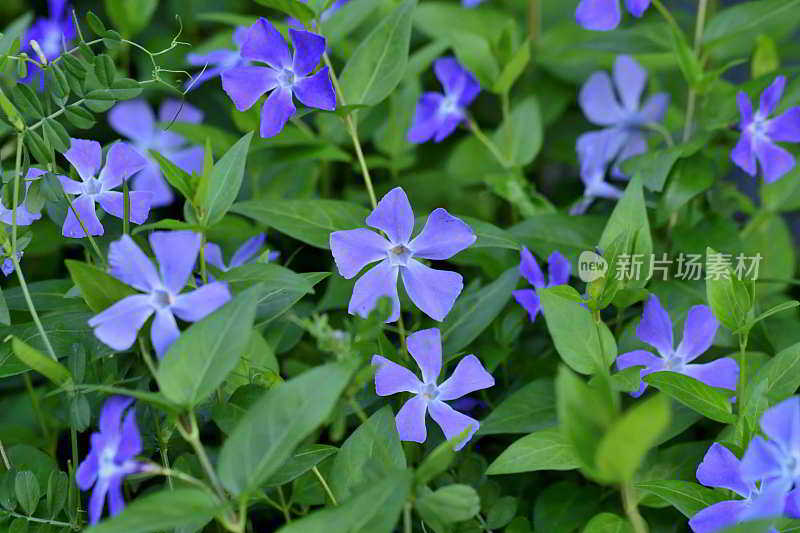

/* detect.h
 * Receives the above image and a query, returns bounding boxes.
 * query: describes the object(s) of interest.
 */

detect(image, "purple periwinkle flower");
[0,168,46,226]
[407,57,480,144]
[21,0,75,86]
[186,26,250,89]
[512,247,570,322]
[204,233,279,274]
[330,187,475,323]
[222,18,336,138]
[690,443,780,533]
[76,396,146,525]
[576,0,651,31]
[372,328,494,449]
[571,129,625,214]
[1,252,21,277]
[462,0,486,7]
[615,294,738,398]
[108,99,205,207]
[88,232,231,358]
[732,76,800,183]
[59,139,150,238]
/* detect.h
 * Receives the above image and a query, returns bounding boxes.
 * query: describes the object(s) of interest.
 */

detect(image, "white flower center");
[277,69,296,89]
[747,115,769,140]
[439,95,460,116]
[98,445,119,480]
[421,382,439,401]
[82,178,103,197]
[387,244,413,267]
[150,289,174,309]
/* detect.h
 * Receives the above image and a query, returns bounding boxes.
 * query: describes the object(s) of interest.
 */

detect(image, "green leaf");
[492,96,542,167]
[643,371,735,423]
[253,0,316,24]
[622,134,710,193]
[218,360,356,495]
[11,84,43,118]
[582,513,634,533]
[339,0,416,106]
[493,39,530,94]
[203,132,253,226]
[478,378,556,435]
[24,129,52,166]
[634,480,727,518]
[157,285,261,407]
[14,471,39,515]
[103,0,158,37]
[442,266,519,355]
[538,285,616,374]
[65,260,135,312]
[453,216,519,250]
[749,341,800,402]
[0,13,33,57]
[415,427,472,485]
[703,0,800,45]
[416,484,480,524]
[595,394,670,482]
[510,214,604,265]
[231,199,369,249]
[265,445,338,487]
[64,104,95,129]
[671,26,702,87]
[10,336,72,388]
[534,481,603,533]
[487,429,580,475]
[42,118,70,153]
[320,0,381,46]
[85,488,221,533]
[147,150,193,200]
[86,11,107,35]
[46,470,68,518]
[94,54,116,87]
[705,247,754,331]
[449,32,500,88]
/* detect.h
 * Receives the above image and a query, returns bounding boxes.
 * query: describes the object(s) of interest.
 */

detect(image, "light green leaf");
[582,513,634,533]
[416,484,480,524]
[487,429,580,475]
[204,132,253,226]
[253,0,316,24]
[635,480,727,518]
[65,259,135,312]
[643,371,735,423]
[478,378,556,435]
[492,96,542,167]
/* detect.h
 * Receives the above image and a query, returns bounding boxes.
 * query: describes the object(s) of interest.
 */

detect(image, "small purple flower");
[512,247,570,322]
[1,252,21,277]
[76,396,146,525]
[108,99,205,207]
[186,26,250,89]
[221,18,336,138]
[205,233,279,273]
[571,129,625,214]
[88,231,231,358]
[615,294,738,398]
[462,0,486,7]
[330,187,475,323]
[732,76,800,183]
[58,139,150,238]
[0,168,47,226]
[576,0,651,31]
[578,55,669,177]
[739,397,800,520]
[408,57,480,144]
[288,0,350,29]
[690,443,781,533]
[21,0,75,86]
[372,328,494,449]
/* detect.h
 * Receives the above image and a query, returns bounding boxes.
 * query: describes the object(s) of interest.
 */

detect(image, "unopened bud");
[29,40,48,65]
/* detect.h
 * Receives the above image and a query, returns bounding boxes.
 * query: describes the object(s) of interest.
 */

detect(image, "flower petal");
[371,354,422,396]
[406,328,443,385]
[433,113,464,142]
[740,435,785,483]
[96,191,152,225]
[87,477,108,525]
[513,289,541,322]
[289,29,325,76]
[759,75,786,118]
[401,260,463,322]
[438,354,494,401]
[434,57,480,107]
[76,445,99,490]
[688,500,749,533]
[754,137,796,183]
[241,18,291,69]
[547,251,571,286]
[204,243,226,271]
[171,282,231,322]
[116,407,142,460]
[615,350,665,397]
[151,308,180,358]
[348,259,400,322]
[293,67,336,110]
[731,131,757,177]
[108,100,155,144]
[108,234,161,292]
[99,142,147,189]
[98,395,134,436]
[579,71,626,126]
[636,294,674,358]
[575,0,622,31]
[106,474,125,517]
[696,443,752,498]
[149,231,202,294]
[518,247,545,288]
[624,0,650,17]
[58,175,84,195]
[132,165,173,208]
[739,480,791,522]
[682,358,739,391]
[230,234,266,268]
[766,108,800,143]
[409,208,476,260]
[428,400,480,450]
[63,194,103,238]
[221,66,278,111]
[760,397,800,456]
[366,187,415,245]
[64,138,103,180]
[88,294,154,352]
[260,87,296,138]
[330,228,390,279]
[159,99,204,125]
[395,395,428,443]
[612,55,646,113]
[638,93,670,124]
[675,305,718,362]
[407,93,446,144]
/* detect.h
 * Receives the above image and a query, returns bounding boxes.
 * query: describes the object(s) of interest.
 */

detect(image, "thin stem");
[277,486,292,523]
[404,502,412,533]
[24,373,49,438]
[396,313,408,359]
[645,122,675,148]
[155,467,207,490]
[199,235,208,285]
[650,0,680,32]
[528,0,541,42]
[27,99,84,131]
[122,178,130,235]
[179,411,226,501]
[138,337,158,379]
[622,482,648,533]
[0,439,11,469]
[1,510,79,530]
[349,397,369,424]
[683,0,710,142]
[312,466,338,506]
[738,332,749,419]
[467,117,509,169]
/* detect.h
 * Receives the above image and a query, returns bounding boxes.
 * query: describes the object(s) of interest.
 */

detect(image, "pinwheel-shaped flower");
[690,443,781,533]
[222,18,336,138]
[408,57,480,144]
[372,328,494,449]
[576,0,651,31]
[187,26,250,89]
[0,168,47,226]
[108,99,205,207]
[21,0,75,86]
[732,76,800,183]
[76,396,147,525]
[59,139,150,238]
[330,187,475,323]
[88,231,231,357]
[512,247,570,322]
[571,129,625,214]
[615,294,738,397]
[204,233,279,275]
[579,55,669,178]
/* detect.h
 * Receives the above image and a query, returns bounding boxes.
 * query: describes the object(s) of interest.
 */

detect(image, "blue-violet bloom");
[21,0,75,86]
[88,231,231,358]
[222,18,336,138]
[186,26,250,89]
[76,396,147,525]
[576,0,651,31]
[732,76,800,183]
[407,56,480,144]
[204,233,279,275]
[108,99,205,207]
[372,328,494,449]
[616,294,738,397]
[1,252,22,277]
[512,247,570,322]
[330,187,475,322]
[571,128,625,214]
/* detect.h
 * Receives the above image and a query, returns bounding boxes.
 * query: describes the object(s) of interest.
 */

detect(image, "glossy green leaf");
[204,132,253,226]
[487,429,580,475]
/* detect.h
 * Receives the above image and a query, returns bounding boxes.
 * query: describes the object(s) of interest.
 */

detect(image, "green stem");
[312,466,338,506]
[528,0,541,42]
[277,486,292,523]
[738,332,749,418]
[0,510,79,530]
[0,439,10,469]
[650,0,680,32]
[24,373,49,439]
[645,122,675,148]
[467,117,509,169]
[683,0,710,142]
[622,482,648,533]
[404,502,412,533]
[122,178,130,235]
[178,411,226,501]
[27,99,84,131]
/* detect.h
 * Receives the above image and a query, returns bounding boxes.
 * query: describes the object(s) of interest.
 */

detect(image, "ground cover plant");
[2,0,800,532]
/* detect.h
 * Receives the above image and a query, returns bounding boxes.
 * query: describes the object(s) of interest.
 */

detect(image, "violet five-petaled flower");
[512,247,570,323]
[731,76,800,183]
[575,0,651,31]
[76,396,146,525]
[59,139,151,238]
[689,443,780,533]
[330,187,475,323]
[407,57,480,144]
[21,0,75,87]
[615,294,738,397]
[204,233,279,275]
[108,99,205,207]
[372,328,494,449]
[186,26,250,89]
[221,18,336,138]
[88,231,231,358]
